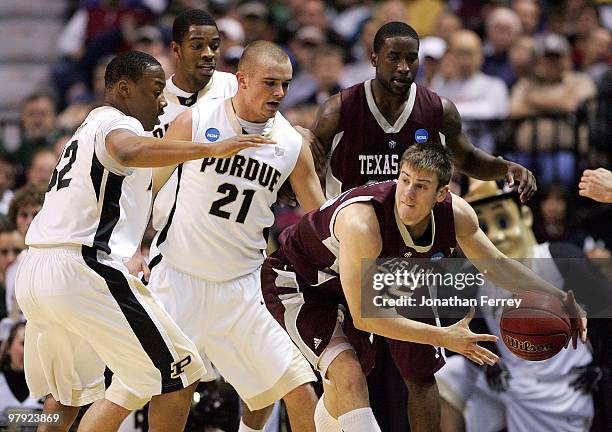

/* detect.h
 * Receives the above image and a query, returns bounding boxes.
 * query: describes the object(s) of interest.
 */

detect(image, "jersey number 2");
[209,183,255,223]
[48,139,78,192]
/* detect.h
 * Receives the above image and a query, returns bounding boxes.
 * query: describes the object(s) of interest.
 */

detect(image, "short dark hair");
[400,142,453,188]
[173,9,218,44]
[104,51,161,89]
[373,21,419,53]
[23,93,57,112]
[8,182,47,225]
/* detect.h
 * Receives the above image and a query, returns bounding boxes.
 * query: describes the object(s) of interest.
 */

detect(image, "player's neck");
[172,70,209,94]
[102,98,129,117]
[371,79,409,119]
[406,213,431,240]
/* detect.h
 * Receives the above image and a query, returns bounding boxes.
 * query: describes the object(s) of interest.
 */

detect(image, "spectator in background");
[416,36,447,87]
[12,94,62,169]
[0,222,23,321]
[581,27,611,86]
[132,25,174,78]
[0,158,15,216]
[238,1,275,44]
[434,10,463,44]
[403,0,445,37]
[300,45,346,105]
[5,183,46,320]
[534,183,588,248]
[331,0,372,45]
[512,0,543,36]
[343,19,378,87]
[25,149,56,186]
[283,26,326,109]
[372,0,408,25]
[217,17,245,50]
[52,135,72,159]
[508,35,537,87]
[482,7,523,87]
[0,322,43,420]
[431,29,509,152]
[509,33,596,184]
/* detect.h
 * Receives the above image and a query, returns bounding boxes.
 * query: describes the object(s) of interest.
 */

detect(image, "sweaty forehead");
[382,36,419,53]
[142,66,166,86]
[187,25,220,40]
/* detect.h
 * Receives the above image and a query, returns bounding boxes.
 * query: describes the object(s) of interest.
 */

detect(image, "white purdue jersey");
[151,72,238,230]
[156,98,302,281]
[26,106,151,262]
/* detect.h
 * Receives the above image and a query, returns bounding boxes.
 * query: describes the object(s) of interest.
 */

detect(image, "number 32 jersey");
[26,106,151,262]
[155,99,301,282]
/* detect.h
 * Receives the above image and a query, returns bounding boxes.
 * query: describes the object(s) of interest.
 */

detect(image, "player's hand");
[563,290,587,349]
[484,361,510,392]
[442,307,499,366]
[295,126,326,182]
[579,168,612,203]
[505,161,536,202]
[125,250,150,282]
[208,135,275,158]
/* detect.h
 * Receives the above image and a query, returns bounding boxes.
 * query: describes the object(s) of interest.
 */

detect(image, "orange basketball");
[500,291,570,361]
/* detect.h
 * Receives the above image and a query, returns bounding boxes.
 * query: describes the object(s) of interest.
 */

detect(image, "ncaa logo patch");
[430,252,445,260]
[205,127,220,142]
[415,128,428,143]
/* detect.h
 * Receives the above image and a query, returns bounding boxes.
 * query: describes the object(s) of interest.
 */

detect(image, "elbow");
[113,143,142,167]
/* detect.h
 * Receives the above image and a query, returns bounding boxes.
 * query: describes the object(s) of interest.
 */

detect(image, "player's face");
[128,66,167,131]
[395,163,448,226]
[238,60,292,122]
[174,25,221,88]
[372,36,419,97]
[473,199,530,259]
[0,231,24,274]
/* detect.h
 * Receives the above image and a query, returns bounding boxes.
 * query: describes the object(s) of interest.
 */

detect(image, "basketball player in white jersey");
[133,41,324,432]
[150,9,238,231]
[15,51,272,432]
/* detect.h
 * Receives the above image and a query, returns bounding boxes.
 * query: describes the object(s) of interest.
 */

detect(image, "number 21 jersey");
[26,106,152,262]
[155,99,302,282]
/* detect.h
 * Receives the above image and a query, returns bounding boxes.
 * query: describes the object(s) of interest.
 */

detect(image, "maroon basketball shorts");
[261,253,445,379]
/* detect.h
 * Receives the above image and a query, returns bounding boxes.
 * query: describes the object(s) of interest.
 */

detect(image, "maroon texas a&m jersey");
[277,180,456,297]
[326,80,444,198]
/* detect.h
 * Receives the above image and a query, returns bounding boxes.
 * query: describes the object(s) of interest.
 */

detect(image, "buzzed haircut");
[373,21,419,53]
[400,142,453,188]
[173,9,218,44]
[104,51,161,89]
[237,41,290,73]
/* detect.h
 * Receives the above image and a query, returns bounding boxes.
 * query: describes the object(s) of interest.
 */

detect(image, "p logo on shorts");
[170,355,192,379]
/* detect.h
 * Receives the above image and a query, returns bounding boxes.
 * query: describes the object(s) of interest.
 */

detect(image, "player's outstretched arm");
[289,138,326,213]
[441,97,536,202]
[453,194,587,345]
[105,109,275,169]
[335,203,498,365]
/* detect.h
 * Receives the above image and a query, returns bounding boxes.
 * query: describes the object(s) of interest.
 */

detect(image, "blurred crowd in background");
[0,0,610,427]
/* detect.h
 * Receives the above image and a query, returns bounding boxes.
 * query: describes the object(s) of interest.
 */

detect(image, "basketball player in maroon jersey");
[307,21,538,430]
[261,143,585,432]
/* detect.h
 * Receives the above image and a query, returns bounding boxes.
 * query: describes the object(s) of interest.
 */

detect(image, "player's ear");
[370,51,378,67]
[436,184,449,202]
[171,41,180,57]
[235,70,248,89]
[520,205,533,228]
[117,78,130,98]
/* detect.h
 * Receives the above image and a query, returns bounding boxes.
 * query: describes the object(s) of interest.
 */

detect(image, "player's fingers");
[142,263,150,283]
[505,170,515,188]
[580,317,588,343]
[472,344,499,365]
[466,352,484,366]
[471,333,498,343]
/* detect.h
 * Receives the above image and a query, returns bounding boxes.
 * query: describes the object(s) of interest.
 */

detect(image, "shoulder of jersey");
[275,111,302,142]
